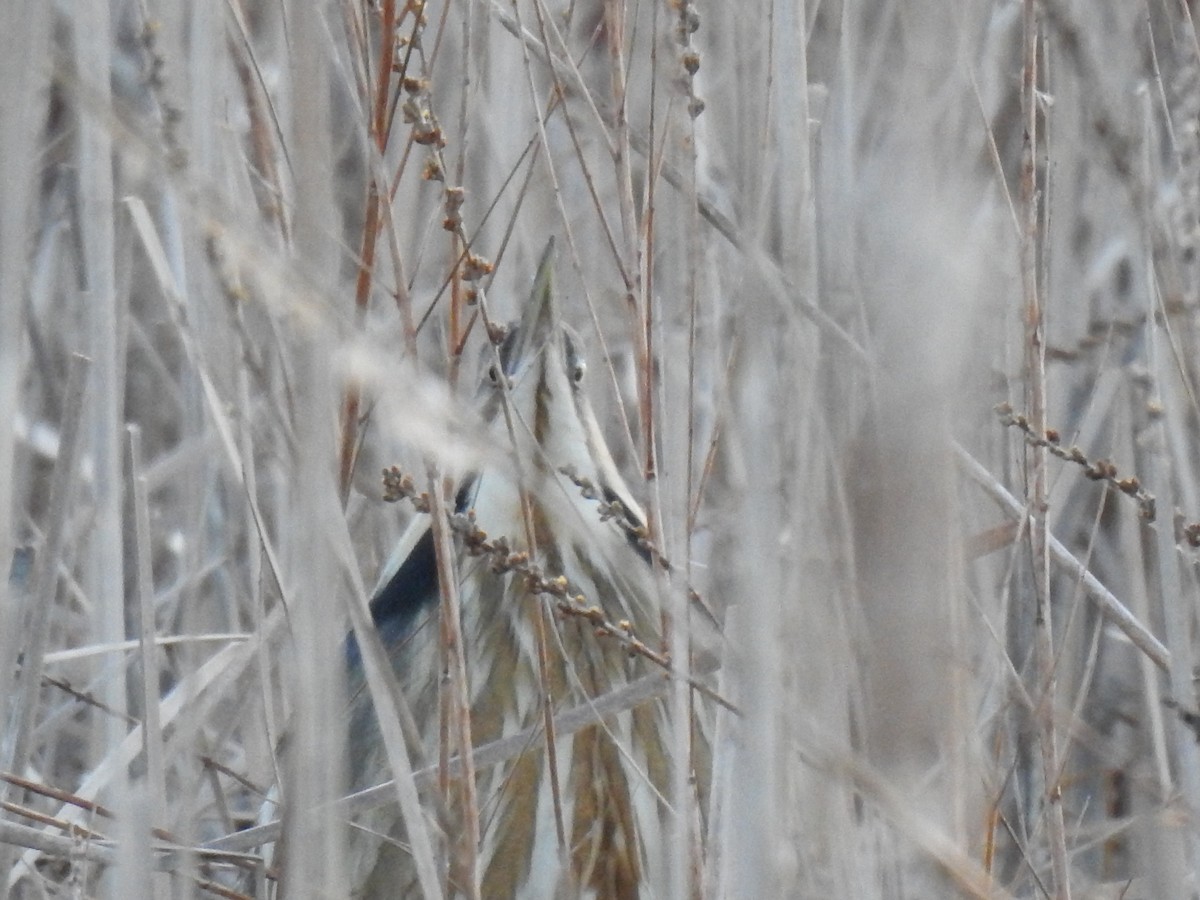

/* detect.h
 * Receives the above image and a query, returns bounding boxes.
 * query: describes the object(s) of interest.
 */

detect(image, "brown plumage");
[344,242,709,898]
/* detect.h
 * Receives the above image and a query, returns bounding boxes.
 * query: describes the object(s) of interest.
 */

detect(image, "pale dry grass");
[1,1,1199,898]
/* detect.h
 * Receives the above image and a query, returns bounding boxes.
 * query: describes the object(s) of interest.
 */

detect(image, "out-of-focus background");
[1,0,1197,896]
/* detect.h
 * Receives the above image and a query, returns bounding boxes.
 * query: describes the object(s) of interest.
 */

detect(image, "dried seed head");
[462,254,495,281]
[422,157,444,181]
[486,321,510,345]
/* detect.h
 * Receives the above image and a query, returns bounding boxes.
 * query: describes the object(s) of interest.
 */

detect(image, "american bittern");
[345,242,708,898]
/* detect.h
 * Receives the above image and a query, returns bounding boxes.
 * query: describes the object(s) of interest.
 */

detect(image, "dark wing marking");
[346,526,439,670]
[369,526,438,636]
[348,475,480,667]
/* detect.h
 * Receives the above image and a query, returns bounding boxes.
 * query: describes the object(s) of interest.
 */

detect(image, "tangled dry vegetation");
[3,1,1200,897]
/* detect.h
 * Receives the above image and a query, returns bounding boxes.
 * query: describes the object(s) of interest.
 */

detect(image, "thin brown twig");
[1017,4,1071,896]
[995,402,1156,520]
[336,0,400,506]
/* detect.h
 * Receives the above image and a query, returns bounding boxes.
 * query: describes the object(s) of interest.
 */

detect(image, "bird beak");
[505,238,560,374]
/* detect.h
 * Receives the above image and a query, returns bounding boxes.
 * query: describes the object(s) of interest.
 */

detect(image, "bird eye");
[572,361,586,384]
[487,364,501,384]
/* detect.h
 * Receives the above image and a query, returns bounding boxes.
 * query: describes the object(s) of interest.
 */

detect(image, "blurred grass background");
[2,0,1199,897]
